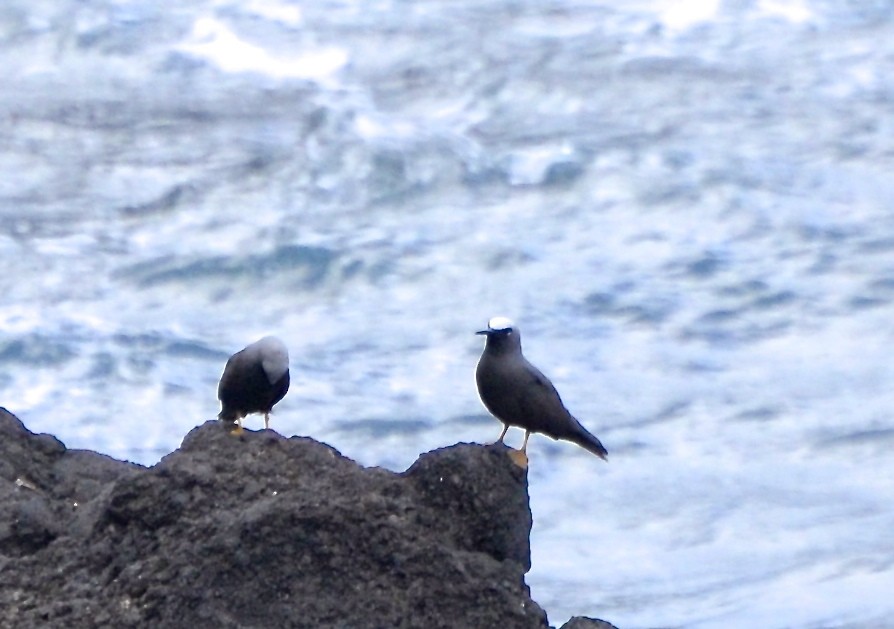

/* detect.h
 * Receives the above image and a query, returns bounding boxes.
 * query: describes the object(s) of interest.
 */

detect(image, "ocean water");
[2,1,894,626]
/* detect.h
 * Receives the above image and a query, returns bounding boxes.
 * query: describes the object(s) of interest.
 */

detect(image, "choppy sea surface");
[2,1,894,626]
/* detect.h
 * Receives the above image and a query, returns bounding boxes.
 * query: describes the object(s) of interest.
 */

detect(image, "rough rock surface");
[560,617,620,629]
[0,408,612,629]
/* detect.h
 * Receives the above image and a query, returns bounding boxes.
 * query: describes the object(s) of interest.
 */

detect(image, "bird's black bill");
[476,329,490,335]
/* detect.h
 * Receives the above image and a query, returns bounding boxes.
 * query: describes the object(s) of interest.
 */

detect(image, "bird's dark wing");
[521,361,607,459]
[270,370,290,408]
[218,352,274,414]
[217,352,242,402]
[512,361,581,437]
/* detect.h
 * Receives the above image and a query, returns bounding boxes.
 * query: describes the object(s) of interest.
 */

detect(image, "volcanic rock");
[0,407,562,628]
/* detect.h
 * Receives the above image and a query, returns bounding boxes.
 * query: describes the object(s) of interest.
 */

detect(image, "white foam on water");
[756,0,814,25]
[176,17,347,81]
[656,0,721,32]
[242,0,304,27]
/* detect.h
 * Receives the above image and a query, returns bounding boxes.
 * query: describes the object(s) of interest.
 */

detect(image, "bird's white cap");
[253,336,289,383]
[487,316,515,331]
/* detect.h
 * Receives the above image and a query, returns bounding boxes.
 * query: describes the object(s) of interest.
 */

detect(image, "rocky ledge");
[0,408,615,629]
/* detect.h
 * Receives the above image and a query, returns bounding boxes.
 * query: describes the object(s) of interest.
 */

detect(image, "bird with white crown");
[475,317,607,468]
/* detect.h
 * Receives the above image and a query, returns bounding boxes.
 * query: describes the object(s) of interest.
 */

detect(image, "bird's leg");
[264,413,270,430]
[508,430,530,469]
[494,424,509,445]
[230,417,244,436]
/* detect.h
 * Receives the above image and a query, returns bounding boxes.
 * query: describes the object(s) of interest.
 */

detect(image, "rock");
[0,408,143,560]
[559,617,620,629]
[0,407,567,628]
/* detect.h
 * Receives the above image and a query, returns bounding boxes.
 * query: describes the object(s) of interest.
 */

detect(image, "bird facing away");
[217,336,290,433]
[475,317,607,465]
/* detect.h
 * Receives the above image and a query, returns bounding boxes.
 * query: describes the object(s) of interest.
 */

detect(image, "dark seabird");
[217,336,290,433]
[475,317,607,466]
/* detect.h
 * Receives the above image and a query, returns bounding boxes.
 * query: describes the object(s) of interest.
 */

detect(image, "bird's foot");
[229,424,244,436]
[507,448,529,469]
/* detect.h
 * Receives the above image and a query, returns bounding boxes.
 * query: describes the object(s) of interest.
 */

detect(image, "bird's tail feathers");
[570,424,608,461]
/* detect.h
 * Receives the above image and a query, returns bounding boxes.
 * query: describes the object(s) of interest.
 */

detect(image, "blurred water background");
[2,0,894,626]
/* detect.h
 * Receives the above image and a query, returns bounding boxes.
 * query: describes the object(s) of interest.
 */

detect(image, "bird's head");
[476,316,521,352]
[256,336,289,384]
[476,316,515,336]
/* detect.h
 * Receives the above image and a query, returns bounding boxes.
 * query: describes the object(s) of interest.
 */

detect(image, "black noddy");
[217,336,290,433]
[475,317,607,464]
